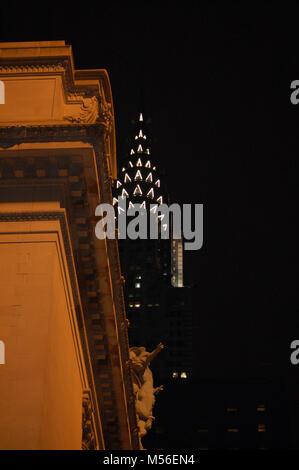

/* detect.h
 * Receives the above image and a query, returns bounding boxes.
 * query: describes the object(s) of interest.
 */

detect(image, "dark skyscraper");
[114,112,193,386]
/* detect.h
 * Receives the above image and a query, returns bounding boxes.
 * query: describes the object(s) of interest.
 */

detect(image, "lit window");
[130,149,135,155]
[129,161,134,167]
[116,180,122,188]
[137,144,143,153]
[124,173,131,183]
[146,149,150,155]
[258,424,266,432]
[122,167,126,172]
[134,170,143,181]
[180,372,187,379]
[147,188,154,199]
[129,303,134,308]
[139,112,143,122]
[136,275,141,279]
[135,282,141,288]
[133,184,142,196]
[145,160,151,168]
[112,197,118,206]
[121,188,129,199]
[257,405,265,412]
[150,204,158,214]
[156,196,163,204]
[172,372,178,378]
[136,158,142,167]
[134,302,141,308]
[139,201,146,209]
[138,129,143,138]
[155,179,160,188]
[227,428,239,433]
[145,172,153,183]
[129,201,135,209]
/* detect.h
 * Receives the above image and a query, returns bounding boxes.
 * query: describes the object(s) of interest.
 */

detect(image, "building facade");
[0,41,139,450]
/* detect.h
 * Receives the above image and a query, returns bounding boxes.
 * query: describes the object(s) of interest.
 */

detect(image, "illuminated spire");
[114,112,165,213]
[147,188,154,199]
[134,170,143,181]
[121,188,129,199]
[145,172,153,183]
[133,184,142,196]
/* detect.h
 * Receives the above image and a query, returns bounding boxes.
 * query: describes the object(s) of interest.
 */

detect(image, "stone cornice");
[0,42,117,177]
[0,124,105,148]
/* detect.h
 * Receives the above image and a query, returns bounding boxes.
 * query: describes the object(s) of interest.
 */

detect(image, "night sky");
[0,2,298,396]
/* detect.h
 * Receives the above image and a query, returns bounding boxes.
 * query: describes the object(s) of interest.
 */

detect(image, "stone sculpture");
[129,343,164,448]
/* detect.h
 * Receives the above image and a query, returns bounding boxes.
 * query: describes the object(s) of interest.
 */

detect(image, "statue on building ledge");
[129,343,164,449]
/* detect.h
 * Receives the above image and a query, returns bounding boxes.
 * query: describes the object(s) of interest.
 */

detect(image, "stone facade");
[0,41,139,450]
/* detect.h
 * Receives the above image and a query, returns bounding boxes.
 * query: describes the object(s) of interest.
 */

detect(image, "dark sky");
[0,2,298,382]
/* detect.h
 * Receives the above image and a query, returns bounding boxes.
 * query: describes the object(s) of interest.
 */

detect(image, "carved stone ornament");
[64,96,99,124]
[0,63,66,74]
[82,391,97,450]
[99,100,113,132]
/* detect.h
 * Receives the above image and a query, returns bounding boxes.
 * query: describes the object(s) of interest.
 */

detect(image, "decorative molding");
[82,390,97,450]
[0,62,67,74]
[99,100,113,133]
[0,124,104,149]
[64,96,99,124]
[0,59,102,106]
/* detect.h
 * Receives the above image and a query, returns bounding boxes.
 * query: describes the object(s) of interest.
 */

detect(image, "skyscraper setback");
[114,112,193,385]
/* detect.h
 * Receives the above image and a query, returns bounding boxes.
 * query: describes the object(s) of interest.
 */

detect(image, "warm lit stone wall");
[0,206,88,449]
